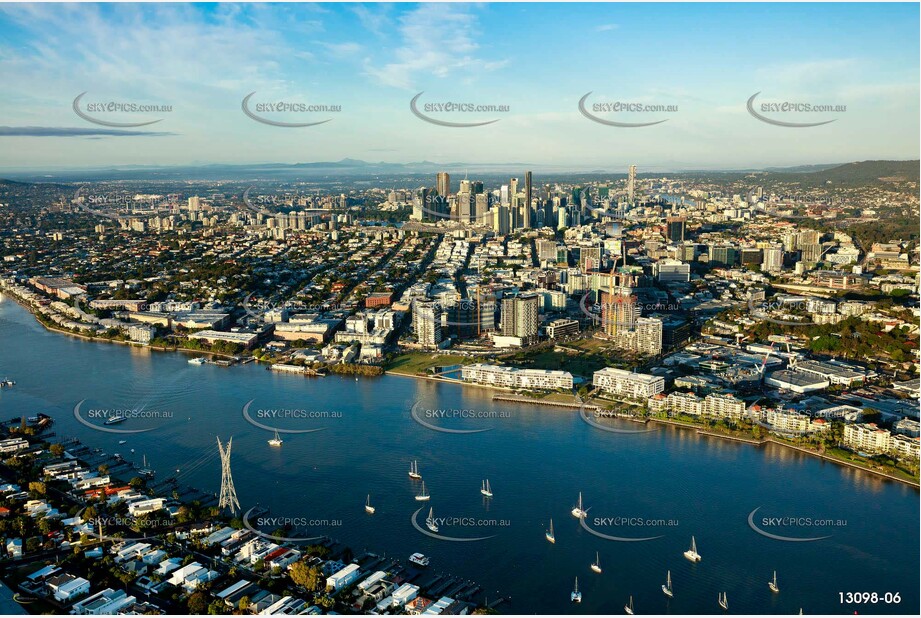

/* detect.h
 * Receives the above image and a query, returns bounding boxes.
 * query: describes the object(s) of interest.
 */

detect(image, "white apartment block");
[461,364,573,390]
[593,367,665,400]
[843,423,891,453]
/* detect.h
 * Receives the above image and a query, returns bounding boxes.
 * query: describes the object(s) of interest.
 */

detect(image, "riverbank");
[646,415,919,488]
[765,436,920,488]
[8,292,919,490]
[2,291,240,361]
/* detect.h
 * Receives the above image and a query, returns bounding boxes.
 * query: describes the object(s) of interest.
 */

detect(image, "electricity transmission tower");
[217,436,240,515]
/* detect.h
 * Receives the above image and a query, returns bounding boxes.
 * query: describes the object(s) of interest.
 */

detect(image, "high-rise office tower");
[411,187,431,221]
[492,205,510,235]
[510,177,519,201]
[627,164,637,203]
[475,194,489,225]
[500,185,510,207]
[456,191,472,223]
[436,172,451,197]
[666,216,686,242]
[525,171,532,228]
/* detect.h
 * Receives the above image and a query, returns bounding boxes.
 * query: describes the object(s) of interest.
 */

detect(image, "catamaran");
[769,570,779,593]
[718,592,728,611]
[590,552,602,573]
[545,519,555,543]
[570,577,581,603]
[662,570,673,597]
[408,460,422,479]
[571,492,585,519]
[624,595,634,615]
[480,479,493,497]
[365,494,375,514]
[683,536,701,562]
[415,480,430,501]
[104,413,128,425]
[268,429,283,447]
[425,507,439,532]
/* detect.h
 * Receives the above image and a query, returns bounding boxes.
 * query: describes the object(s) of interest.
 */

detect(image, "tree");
[289,560,323,590]
[187,591,210,614]
[49,443,65,457]
[28,481,46,496]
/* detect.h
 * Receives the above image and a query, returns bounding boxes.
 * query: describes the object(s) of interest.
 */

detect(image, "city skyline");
[1,2,919,171]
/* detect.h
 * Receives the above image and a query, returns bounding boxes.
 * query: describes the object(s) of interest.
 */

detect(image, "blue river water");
[0,294,917,614]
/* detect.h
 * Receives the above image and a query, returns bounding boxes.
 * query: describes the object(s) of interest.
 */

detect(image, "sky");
[0,2,919,172]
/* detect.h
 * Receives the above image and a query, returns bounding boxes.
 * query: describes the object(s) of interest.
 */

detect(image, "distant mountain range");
[0,159,917,184]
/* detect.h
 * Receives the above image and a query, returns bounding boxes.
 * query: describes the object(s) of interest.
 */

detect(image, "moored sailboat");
[415,480,430,501]
[425,507,439,532]
[571,491,585,518]
[662,570,673,597]
[545,519,555,543]
[683,536,701,562]
[570,577,581,603]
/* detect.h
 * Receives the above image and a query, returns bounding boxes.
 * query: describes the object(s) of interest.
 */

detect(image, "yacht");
[187,357,206,365]
[104,413,128,426]
[571,492,586,519]
[662,570,673,598]
[415,481,430,501]
[118,440,127,445]
[0,378,15,388]
[480,479,493,498]
[570,577,582,603]
[545,519,555,543]
[137,455,154,479]
[769,571,779,593]
[425,507,439,532]
[590,552,602,574]
[718,592,728,611]
[683,536,701,562]
[408,460,422,479]
[408,553,430,567]
[624,595,634,615]
[365,495,375,514]
[268,429,283,447]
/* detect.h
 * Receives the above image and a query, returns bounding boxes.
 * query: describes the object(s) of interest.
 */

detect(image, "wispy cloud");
[0,126,173,137]
[363,4,506,89]
[596,23,619,32]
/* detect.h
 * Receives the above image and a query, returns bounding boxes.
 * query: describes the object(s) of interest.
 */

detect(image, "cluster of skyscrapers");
[410,170,623,232]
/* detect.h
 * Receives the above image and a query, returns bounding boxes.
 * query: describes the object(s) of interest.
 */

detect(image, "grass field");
[384,352,475,375]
